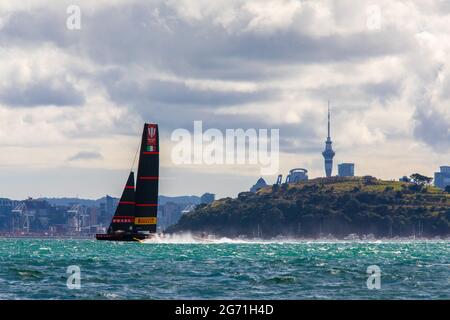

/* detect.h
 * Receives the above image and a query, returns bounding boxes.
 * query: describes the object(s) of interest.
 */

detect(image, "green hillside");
[169,176,450,238]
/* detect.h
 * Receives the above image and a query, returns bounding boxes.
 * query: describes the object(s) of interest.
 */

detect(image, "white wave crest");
[139,232,448,244]
[141,233,285,244]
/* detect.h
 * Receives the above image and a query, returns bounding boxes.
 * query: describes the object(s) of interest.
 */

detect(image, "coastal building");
[99,196,119,226]
[0,198,20,231]
[0,195,182,236]
[434,166,450,189]
[105,195,116,217]
[286,168,308,183]
[157,201,200,232]
[338,163,355,177]
[88,207,98,226]
[67,204,90,234]
[322,102,335,177]
[157,202,181,232]
[200,193,215,204]
[250,178,268,193]
[11,198,56,234]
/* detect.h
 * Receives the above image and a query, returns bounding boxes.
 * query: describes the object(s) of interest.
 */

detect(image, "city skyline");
[1,1,450,200]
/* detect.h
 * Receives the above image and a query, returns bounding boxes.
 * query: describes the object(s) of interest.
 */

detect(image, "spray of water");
[141,232,264,244]
[140,232,313,244]
[140,232,447,244]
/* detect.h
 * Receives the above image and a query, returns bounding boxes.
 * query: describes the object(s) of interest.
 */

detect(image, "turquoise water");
[0,238,448,299]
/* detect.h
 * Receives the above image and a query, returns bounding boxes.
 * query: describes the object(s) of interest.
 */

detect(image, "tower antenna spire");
[328,100,330,138]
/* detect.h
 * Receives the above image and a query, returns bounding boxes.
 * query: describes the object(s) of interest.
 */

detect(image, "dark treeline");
[169,177,450,239]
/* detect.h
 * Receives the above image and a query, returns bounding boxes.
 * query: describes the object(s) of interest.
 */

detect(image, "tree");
[410,173,433,186]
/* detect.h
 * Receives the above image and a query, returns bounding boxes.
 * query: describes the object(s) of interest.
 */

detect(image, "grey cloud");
[0,2,415,145]
[106,78,275,107]
[0,2,436,154]
[222,29,413,64]
[0,4,416,82]
[99,75,280,135]
[363,81,402,102]
[157,109,324,155]
[277,111,324,154]
[308,80,402,105]
[0,81,85,107]
[68,151,103,161]
[413,108,450,151]
[0,5,78,47]
[84,18,414,81]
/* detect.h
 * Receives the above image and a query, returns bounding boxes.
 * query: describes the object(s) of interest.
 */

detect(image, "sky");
[0,0,449,200]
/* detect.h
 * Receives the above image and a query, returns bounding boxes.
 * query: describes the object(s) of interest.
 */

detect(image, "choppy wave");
[0,238,448,299]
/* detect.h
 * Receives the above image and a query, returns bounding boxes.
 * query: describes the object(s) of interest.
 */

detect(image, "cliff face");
[169,177,450,238]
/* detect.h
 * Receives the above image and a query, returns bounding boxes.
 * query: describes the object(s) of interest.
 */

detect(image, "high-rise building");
[338,163,355,177]
[105,195,115,217]
[434,166,450,189]
[0,198,19,231]
[89,207,98,226]
[157,202,183,232]
[322,102,335,177]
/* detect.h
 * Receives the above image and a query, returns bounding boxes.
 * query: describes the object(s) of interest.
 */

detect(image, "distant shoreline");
[0,234,94,240]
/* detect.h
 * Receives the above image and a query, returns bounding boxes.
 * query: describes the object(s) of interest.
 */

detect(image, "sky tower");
[322,101,335,177]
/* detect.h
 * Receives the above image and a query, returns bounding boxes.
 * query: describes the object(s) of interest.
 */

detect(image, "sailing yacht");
[96,123,159,242]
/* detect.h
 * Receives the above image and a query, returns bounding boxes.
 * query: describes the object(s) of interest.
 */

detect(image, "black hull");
[96,233,149,242]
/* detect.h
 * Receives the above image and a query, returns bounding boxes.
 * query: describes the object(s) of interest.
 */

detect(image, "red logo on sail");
[146,124,157,152]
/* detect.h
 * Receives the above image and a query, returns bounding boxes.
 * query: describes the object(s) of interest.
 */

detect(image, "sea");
[0,236,448,300]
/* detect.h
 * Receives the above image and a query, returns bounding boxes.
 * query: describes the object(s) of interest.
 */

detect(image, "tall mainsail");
[108,171,135,233]
[134,123,159,234]
[96,123,160,242]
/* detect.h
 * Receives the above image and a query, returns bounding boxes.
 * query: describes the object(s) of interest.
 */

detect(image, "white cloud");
[243,0,301,33]
[0,0,449,199]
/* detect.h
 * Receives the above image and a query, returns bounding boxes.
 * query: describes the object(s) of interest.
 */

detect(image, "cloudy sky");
[0,0,449,200]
